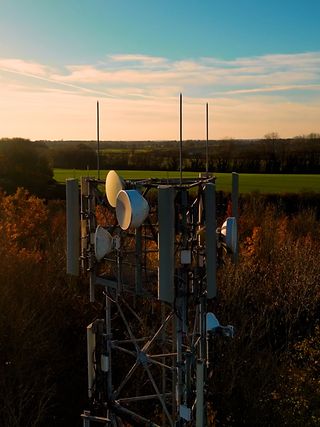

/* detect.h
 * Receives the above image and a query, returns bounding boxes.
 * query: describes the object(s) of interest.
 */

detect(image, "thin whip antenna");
[97,101,100,180]
[206,102,209,174]
[179,93,183,184]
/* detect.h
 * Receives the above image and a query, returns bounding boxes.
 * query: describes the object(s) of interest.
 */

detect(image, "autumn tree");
[0,189,91,426]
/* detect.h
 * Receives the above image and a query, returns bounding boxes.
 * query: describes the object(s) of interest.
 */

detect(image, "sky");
[0,0,320,141]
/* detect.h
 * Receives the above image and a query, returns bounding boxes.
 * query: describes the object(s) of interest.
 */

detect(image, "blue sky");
[0,0,319,140]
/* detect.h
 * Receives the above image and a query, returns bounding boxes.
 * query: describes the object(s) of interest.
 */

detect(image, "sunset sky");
[0,0,320,141]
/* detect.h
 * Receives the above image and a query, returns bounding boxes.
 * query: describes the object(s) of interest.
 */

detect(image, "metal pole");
[206,103,209,174]
[179,93,183,184]
[196,360,205,426]
[82,411,91,427]
[106,295,112,402]
[88,180,96,302]
[232,172,239,263]
[231,172,239,222]
[97,101,100,180]
[135,228,142,294]
[161,303,166,427]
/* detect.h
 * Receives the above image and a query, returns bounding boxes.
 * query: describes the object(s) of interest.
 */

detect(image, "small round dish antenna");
[105,170,125,207]
[116,189,149,230]
[94,225,114,261]
[221,217,237,253]
[206,312,220,331]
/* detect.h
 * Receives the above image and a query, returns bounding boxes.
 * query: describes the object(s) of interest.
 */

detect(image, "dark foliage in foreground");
[210,200,320,426]
[0,189,319,426]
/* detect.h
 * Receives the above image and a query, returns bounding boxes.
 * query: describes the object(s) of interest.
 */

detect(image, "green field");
[54,169,320,194]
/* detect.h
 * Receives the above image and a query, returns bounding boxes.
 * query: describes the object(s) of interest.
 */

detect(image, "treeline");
[0,138,54,196]
[0,136,319,197]
[47,135,320,173]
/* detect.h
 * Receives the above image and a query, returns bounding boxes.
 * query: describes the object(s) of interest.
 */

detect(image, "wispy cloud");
[0,58,50,76]
[0,52,319,139]
[1,52,320,97]
[220,84,320,95]
[51,52,320,96]
[108,54,168,66]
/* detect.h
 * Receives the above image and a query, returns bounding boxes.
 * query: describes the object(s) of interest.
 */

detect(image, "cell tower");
[66,168,239,426]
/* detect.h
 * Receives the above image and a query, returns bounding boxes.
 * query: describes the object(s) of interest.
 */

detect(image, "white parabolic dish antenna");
[94,225,114,261]
[105,170,125,207]
[221,217,237,253]
[116,189,149,230]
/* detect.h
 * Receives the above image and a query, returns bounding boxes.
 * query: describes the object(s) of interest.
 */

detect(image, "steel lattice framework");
[66,173,238,427]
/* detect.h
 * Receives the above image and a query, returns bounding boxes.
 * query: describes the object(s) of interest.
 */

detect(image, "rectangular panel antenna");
[205,183,217,298]
[66,179,80,276]
[158,185,175,304]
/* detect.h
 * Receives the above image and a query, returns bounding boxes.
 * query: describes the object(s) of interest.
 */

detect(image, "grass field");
[54,169,320,194]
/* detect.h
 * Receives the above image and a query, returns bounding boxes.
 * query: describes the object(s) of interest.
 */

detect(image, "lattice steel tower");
[66,171,238,426]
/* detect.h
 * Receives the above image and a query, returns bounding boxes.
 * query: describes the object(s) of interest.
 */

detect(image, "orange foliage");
[0,188,50,262]
[95,204,115,227]
[243,226,262,257]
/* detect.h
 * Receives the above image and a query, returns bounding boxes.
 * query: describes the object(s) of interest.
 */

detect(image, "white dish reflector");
[116,189,149,230]
[221,217,237,253]
[94,225,114,261]
[105,170,125,207]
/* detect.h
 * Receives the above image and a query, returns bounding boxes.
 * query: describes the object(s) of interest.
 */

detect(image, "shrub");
[208,202,320,426]
[0,189,94,426]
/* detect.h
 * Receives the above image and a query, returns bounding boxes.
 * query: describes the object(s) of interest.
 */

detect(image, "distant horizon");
[3,136,320,144]
[5,133,318,143]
